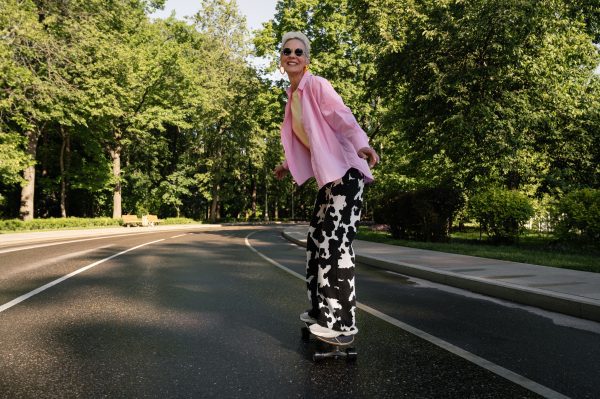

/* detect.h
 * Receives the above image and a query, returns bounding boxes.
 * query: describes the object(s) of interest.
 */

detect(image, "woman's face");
[280,38,308,75]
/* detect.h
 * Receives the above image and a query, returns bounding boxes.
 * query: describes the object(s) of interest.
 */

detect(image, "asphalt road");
[0,226,597,398]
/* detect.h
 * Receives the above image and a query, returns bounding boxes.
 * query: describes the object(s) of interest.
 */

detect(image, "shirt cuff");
[351,134,370,152]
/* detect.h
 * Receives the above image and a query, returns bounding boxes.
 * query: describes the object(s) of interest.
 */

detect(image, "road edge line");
[245,231,570,399]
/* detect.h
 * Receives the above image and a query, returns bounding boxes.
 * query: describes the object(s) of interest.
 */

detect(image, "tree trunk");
[209,141,223,224]
[19,130,38,221]
[264,170,269,222]
[110,131,122,219]
[59,126,70,218]
[251,178,257,220]
[210,181,219,223]
[291,182,295,221]
[274,196,279,220]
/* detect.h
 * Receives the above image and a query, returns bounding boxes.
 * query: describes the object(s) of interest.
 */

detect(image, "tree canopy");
[1,0,598,229]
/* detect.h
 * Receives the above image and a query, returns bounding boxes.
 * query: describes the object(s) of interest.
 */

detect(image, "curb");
[282,231,600,323]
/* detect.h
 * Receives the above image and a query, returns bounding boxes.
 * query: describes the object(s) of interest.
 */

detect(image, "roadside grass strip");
[245,231,570,399]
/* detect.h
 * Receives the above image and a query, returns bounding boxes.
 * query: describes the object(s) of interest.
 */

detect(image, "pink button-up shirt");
[281,72,374,188]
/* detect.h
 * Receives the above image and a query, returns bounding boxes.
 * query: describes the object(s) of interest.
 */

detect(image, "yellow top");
[291,90,309,149]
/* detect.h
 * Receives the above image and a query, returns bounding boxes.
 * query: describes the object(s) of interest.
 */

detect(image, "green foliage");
[160,217,198,225]
[1,0,598,228]
[156,168,196,217]
[354,0,599,196]
[375,185,465,242]
[564,0,600,43]
[469,188,535,243]
[0,132,30,186]
[554,188,600,241]
[0,216,198,231]
[0,217,120,231]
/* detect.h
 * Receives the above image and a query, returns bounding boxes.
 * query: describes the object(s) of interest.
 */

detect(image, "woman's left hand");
[357,147,380,168]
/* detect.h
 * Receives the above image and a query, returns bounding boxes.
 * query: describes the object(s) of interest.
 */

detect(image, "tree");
[0,0,170,220]
[360,0,599,196]
[191,0,254,223]
[0,132,30,213]
[0,0,79,220]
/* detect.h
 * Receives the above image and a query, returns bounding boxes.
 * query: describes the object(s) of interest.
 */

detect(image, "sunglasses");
[282,47,305,57]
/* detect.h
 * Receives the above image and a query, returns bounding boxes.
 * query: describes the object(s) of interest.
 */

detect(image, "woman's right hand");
[274,164,289,180]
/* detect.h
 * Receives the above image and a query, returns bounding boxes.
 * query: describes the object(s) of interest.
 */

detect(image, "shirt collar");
[286,71,312,97]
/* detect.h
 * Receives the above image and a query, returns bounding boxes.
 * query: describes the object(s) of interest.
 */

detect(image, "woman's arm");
[274,161,289,180]
[314,77,371,151]
[357,146,380,168]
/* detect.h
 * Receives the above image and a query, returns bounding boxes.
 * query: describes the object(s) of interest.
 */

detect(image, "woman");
[274,32,379,341]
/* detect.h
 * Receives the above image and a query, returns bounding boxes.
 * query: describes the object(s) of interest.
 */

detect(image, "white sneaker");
[309,323,341,338]
[300,312,318,324]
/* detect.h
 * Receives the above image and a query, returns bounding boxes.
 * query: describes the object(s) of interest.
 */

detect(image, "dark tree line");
[1,0,598,235]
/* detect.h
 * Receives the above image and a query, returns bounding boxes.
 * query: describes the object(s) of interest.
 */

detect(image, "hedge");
[469,188,534,243]
[375,186,464,242]
[554,188,600,241]
[0,217,121,232]
[160,217,197,225]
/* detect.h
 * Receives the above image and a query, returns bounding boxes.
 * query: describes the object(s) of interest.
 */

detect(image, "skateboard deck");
[301,322,357,362]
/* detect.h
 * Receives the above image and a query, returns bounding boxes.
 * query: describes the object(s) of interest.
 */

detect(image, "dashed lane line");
[244,231,569,399]
[0,239,165,314]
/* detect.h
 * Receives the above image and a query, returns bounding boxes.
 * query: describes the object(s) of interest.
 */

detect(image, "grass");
[0,217,200,234]
[356,227,600,273]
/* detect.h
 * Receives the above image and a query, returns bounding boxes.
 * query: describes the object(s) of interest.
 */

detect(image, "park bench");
[122,214,143,227]
[144,214,162,227]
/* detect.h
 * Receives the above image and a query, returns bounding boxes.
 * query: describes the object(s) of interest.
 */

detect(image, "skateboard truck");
[301,322,358,362]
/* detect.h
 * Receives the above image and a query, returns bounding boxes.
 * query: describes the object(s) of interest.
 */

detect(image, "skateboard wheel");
[301,327,310,341]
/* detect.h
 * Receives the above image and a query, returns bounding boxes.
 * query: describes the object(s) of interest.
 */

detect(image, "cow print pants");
[306,168,364,335]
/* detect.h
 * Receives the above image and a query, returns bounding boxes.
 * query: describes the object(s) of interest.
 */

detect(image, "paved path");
[1,226,550,398]
[3,224,598,322]
[283,226,600,323]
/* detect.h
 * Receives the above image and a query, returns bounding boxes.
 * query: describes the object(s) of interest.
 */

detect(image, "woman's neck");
[289,71,305,92]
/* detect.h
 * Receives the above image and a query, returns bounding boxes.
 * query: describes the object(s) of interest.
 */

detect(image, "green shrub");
[0,219,24,231]
[0,216,202,232]
[554,188,600,241]
[375,186,464,242]
[469,188,534,243]
[0,217,121,231]
[160,217,198,225]
[527,195,554,233]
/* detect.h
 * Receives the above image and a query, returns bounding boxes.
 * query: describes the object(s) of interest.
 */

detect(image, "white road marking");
[385,271,600,335]
[245,231,569,399]
[0,232,161,254]
[170,234,187,239]
[246,235,304,280]
[0,239,165,314]
[3,244,115,279]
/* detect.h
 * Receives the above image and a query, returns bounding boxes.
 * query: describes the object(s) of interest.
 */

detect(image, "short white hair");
[281,31,311,61]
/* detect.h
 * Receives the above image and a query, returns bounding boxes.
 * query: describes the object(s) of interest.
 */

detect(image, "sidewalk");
[282,226,600,323]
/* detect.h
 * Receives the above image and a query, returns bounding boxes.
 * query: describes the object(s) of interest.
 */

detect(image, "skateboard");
[301,322,358,362]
